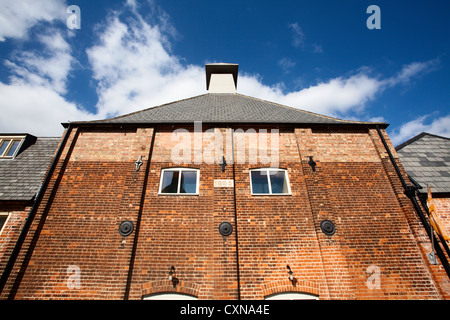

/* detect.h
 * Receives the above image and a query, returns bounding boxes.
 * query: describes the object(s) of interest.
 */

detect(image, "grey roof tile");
[396,132,450,193]
[439,171,450,177]
[0,136,60,201]
[71,93,384,126]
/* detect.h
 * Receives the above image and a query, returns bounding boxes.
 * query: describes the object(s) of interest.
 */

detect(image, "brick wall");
[371,128,450,299]
[0,203,31,275]
[0,127,153,299]
[427,196,450,297]
[0,124,447,300]
[433,198,450,237]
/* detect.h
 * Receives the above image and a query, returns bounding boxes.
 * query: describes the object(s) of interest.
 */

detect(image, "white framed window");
[249,168,291,195]
[0,136,25,159]
[265,292,319,300]
[143,293,198,300]
[0,212,11,235]
[158,168,199,195]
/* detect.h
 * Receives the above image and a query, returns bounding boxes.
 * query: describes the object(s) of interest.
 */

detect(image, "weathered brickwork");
[0,125,448,300]
[0,204,31,273]
[368,128,450,299]
[433,198,450,237]
[424,197,450,297]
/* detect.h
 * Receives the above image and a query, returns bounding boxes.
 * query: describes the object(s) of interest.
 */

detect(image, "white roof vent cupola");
[205,63,238,94]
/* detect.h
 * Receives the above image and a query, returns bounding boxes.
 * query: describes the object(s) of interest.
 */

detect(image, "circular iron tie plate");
[119,221,134,237]
[320,220,336,236]
[219,222,233,236]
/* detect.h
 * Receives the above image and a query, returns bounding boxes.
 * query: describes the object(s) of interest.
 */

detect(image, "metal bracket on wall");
[135,155,143,171]
[219,156,227,172]
[427,252,438,265]
[308,156,316,172]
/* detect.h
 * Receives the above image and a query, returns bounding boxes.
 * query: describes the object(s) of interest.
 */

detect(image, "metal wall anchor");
[308,156,316,171]
[135,155,143,171]
[219,155,227,172]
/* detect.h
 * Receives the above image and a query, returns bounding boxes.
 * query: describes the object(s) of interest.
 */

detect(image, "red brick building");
[0,64,449,300]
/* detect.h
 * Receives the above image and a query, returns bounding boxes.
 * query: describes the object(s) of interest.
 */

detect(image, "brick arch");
[262,279,320,299]
[141,280,200,299]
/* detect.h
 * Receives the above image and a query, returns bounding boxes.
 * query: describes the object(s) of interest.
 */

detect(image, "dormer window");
[0,136,25,159]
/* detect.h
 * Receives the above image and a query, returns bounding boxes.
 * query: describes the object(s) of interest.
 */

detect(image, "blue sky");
[0,0,449,146]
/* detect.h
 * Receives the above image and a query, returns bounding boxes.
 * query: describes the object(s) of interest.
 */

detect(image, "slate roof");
[70,93,385,126]
[396,132,450,194]
[0,136,60,201]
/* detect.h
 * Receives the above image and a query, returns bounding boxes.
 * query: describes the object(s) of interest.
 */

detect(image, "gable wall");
[1,125,447,299]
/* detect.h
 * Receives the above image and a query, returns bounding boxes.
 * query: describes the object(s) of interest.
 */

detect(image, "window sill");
[250,193,292,196]
[158,193,199,196]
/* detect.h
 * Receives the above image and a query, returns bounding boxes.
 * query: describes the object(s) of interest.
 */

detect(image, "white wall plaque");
[214,179,234,188]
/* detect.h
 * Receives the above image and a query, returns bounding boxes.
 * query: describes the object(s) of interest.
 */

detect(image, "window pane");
[6,140,20,157]
[161,171,179,193]
[251,171,269,194]
[0,215,7,231]
[0,140,9,156]
[180,171,197,194]
[269,170,288,193]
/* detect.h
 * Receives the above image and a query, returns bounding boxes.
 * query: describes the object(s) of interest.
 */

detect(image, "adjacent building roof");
[396,132,450,194]
[69,93,385,127]
[0,135,60,201]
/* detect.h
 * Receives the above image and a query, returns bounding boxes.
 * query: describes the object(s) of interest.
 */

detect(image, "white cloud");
[278,57,296,73]
[86,6,204,119]
[277,73,381,116]
[288,22,305,48]
[0,82,93,136]
[0,11,93,137]
[240,59,440,119]
[367,116,386,123]
[240,72,381,118]
[0,0,443,139]
[386,59,440,87]
[312,44,323,54]
[389,114,450,146]
[5,30,74,94]
[0,0,67,41]
[125,0,139,10]
[287,22,323,54]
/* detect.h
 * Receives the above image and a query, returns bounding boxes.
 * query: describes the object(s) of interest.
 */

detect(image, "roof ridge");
[421,132,450,141]
[396,132,450,150]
